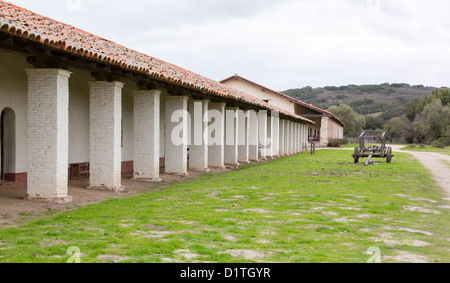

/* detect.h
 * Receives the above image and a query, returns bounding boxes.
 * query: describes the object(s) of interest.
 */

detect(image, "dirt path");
[390,145,450,198]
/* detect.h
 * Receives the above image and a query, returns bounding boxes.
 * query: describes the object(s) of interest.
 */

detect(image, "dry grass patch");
[384,251,429,263]
[402,206,441,214]
[225,249,268,261]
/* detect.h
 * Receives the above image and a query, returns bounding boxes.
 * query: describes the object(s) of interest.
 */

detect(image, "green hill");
[281,83,439,129]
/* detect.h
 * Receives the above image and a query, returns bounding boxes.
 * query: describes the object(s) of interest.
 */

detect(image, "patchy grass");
[400,145,450,156]
[0,150,448,263]
[18,213,34,217]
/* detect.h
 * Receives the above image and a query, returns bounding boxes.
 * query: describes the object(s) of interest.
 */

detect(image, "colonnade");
[25,68,310,202]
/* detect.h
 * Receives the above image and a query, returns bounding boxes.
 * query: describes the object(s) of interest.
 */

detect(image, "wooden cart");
[352,131,393,166]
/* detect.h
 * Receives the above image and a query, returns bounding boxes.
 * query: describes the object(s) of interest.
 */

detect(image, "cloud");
[129,0,450,89]
[5,0,450,90]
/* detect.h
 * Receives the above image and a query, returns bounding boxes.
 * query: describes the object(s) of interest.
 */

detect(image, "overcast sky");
[5,0,450,90]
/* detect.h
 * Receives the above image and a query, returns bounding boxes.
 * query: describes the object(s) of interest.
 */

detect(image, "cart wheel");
[386,147,392,163]
[353,147,359,163]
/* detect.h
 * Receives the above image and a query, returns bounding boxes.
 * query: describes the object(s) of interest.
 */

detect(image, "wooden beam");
[136,80,157,90]
[298,114,331,118]
[26,55,69,69]
[0,35,13,46]
[191,94,205,101]
[91,71,121,82]
[167,90,177,96]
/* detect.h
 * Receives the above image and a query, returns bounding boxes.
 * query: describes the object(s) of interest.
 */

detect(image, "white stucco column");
[133,89,161,181]
[299,124,304,152]
[292,122,296,153]
[248,110,259,161]
[165,96,189,176]
[298,124,302,152]
[273,114,280,157]
[26,69,72,202]
[289,121,297,154]
[300,124,304,152]
[237,110,250,164]
[285,120,290,155]
[302,124,307,151]
[208,103,225,168]
[225,107,239,166]
[266,115,274,158]
[88,81,124,191]
[279,119,285,156]
[189,100,209,172]
[305,125,310,150]
[258,110,268,160]
[285,121,290,155]
[299,124,302,152]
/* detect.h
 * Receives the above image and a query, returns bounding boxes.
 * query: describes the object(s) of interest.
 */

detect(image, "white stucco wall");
[68,67,136,165]
[328,118,344,140]
[121,81,135,162]
[67,67,90,164]
[0,50,29,174]
[319,117,344,146]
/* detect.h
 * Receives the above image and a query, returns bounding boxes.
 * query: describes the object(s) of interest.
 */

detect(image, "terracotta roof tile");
[0,1,313,124]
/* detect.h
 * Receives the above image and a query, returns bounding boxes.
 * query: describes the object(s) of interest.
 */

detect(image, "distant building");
[221,75,345,147]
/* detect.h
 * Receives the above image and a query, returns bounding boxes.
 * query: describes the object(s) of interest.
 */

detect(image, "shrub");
[432,137,450,148]
[328,140,342,148]
[432,141,445,148]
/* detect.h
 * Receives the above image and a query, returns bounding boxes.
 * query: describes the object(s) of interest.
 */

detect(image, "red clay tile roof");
[0,1,314,124]
[221,74,345,127]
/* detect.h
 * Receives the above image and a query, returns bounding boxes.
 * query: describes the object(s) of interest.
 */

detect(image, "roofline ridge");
[220,74,345,126]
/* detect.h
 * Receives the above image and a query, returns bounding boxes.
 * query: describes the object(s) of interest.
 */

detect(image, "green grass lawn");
[400,145,450,156]
[341,143,450,156]
[0,150,448,263]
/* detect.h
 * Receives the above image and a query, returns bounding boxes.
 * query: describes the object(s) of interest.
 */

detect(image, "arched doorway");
[1,108,16,182]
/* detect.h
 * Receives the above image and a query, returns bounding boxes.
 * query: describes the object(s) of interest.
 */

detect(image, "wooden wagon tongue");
[364,147,377,166]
